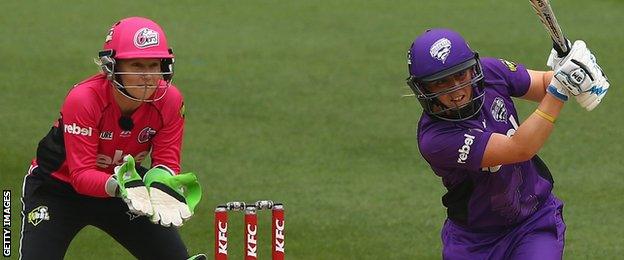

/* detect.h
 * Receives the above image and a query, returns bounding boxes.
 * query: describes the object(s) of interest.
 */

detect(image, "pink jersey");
[32,73,185,198]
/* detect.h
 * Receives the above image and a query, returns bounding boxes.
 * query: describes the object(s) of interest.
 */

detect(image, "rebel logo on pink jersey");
[134,28,159,49]
[64,123,93,137]
[137,127,156,143]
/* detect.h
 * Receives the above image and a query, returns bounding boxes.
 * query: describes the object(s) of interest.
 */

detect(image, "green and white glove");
[144,166,202,227]
[107,155,154,216]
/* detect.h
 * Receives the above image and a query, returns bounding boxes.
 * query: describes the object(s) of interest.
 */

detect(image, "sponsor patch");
[120,130,132,138]
[457,133,475,164]
[64,123,93,136]
[500,59,517,72]
[180,102,186,118]
[27,206,50,226]
[491,97,508,123]
[100,131,113,140]
[134,28,159,49]
[430,38,452,63]
[126,211,141,221]
[105,28,114,43]
[137,127,156,144]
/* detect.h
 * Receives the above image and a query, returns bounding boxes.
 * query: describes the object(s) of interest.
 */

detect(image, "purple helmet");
[406,28,485,121]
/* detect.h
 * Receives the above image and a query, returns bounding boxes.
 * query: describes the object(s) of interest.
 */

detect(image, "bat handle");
[553,38,570,58]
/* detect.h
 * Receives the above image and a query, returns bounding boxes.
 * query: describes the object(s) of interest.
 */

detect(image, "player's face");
[424,69,473,110]
[116,58,163,101]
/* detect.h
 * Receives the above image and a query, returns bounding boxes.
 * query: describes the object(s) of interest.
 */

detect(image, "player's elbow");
[512,143,539,163]
[516,149,536,162]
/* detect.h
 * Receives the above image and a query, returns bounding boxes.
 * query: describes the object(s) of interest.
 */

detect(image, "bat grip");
[552,38,570,58]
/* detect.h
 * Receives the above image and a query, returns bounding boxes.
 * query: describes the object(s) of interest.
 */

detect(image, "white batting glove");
[548,40,609,110]
[575,75,609,111]
[546,39,572,71]
[547,77,570,102]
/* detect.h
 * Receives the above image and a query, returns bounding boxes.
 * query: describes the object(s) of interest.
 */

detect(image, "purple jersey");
[417,57,555,231]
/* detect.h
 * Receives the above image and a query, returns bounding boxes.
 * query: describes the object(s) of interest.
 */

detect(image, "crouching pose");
[20,17,204,260]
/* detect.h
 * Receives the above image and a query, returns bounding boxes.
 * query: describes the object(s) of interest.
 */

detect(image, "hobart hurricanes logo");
[491,97,508,123]
[430,38,452,63]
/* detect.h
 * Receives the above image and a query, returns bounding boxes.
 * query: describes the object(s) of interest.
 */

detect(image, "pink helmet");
[98,17,174,102]
[103,16,173,59]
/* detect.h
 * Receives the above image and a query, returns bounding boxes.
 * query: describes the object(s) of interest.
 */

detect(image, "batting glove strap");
[547,83,569,102]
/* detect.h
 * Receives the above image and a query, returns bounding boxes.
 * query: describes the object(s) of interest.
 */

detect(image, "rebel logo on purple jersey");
[137,127,156,143]
[457,133,475,164]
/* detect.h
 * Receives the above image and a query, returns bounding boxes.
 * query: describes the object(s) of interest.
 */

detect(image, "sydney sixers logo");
[134,28,159,48]
[137,127,156,143]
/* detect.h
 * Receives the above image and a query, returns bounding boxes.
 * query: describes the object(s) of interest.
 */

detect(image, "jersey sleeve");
[62,88,111,198]
[418,126,492,172]
[482,57,531,97]
[150,86,185,173]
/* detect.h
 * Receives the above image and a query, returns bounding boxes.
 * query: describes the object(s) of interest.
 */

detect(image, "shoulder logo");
[64,123,93,137]
[134,28,159,49]
[179,102,186,118]
[499,59,517,72]
[430,38,452,63]
[137,127,156,144]
[28,206,50,226]
[457,133,475,164]
[491,97,508,123]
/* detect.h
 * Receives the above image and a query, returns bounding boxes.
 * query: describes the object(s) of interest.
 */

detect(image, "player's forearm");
[70,169,112,198]
[523,70,554,102]
[512,93,564,157]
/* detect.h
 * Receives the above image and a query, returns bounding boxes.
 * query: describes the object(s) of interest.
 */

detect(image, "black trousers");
[19,169,190,260]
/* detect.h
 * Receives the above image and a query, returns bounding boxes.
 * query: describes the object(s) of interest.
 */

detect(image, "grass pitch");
[1,1,622,259]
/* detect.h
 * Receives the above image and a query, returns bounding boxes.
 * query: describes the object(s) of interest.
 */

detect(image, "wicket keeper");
[20,17,203,260]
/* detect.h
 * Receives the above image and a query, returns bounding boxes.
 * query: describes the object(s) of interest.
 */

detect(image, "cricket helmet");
[406,28,485,121]
[98,16,174,102]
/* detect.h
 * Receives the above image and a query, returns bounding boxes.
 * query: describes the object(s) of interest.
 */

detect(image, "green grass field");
[1,0,622,259]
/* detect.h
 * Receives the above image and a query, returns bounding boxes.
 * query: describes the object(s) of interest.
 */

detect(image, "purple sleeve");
[481,57,531,97]
[419,126,493,172]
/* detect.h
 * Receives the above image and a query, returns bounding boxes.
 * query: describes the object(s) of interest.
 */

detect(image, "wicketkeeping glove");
[109,155,154,216]
[144,167,202,227]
